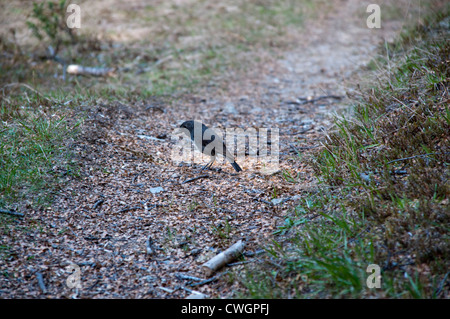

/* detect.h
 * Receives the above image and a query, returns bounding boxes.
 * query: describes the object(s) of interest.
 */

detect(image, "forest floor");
[0,0,446,298]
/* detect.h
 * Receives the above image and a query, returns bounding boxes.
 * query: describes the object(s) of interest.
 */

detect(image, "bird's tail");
[230,161,242,172]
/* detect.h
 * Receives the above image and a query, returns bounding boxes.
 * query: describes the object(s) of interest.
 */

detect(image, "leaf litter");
[0,0,413,298]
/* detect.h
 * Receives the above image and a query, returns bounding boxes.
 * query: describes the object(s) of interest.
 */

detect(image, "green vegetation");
[0,90,82,207]
[26,0,76,48]
[240,13,449,298]
[0,0,87,211]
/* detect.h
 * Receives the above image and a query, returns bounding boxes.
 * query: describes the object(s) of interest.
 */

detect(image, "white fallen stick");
[67,64,114,77]
[201,240,245,277]
[185,291,208,299]
[181,286,209,299]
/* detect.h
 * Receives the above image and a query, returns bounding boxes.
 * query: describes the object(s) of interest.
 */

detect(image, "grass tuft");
[0,91,81,208]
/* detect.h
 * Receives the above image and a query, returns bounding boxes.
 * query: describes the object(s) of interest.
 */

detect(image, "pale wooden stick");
[185,291,208,299]
[201,240,245,277]
[67,64,114,77]
[36,272,47,294]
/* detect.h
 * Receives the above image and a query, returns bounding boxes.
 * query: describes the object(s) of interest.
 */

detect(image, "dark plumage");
[179,120,242,172]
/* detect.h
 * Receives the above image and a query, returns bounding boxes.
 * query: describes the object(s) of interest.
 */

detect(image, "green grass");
[0,90,82,208]
[239,10,449,299]
[240,190,377,298]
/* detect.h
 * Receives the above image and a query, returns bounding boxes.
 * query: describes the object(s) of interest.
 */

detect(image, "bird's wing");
[201,133,215,147]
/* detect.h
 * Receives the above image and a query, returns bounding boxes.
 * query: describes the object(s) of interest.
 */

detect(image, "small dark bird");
[179,120,242,172]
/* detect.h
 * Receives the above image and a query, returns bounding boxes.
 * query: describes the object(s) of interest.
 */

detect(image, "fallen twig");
[157,286,175,293]
[252,197,273,206]
[185,291,208,299]
[181,286,208,299]
[36,272,47,294]
[190,271,229,287]
[243,249,265,257]
[289,144,301,156]
[0,208,24,218]
[145,104,165,113]
[137,134,165,141]
[201,240,245,277]
[387,152,447,164]
[175,273,204,282]
[116,206,142,214]
[1,83,54,102]
[92,199,104,210]
[226,260,254,267]
[391,169,408,175]
[288,145,318,151]
[284,95,344,106]
[434,272,450,297]
[290,127,314,135]
[387,153,433,164]
[182,174,210,184]
[88,279,100,291]
[299,94,344,104]
[67,64,115,77]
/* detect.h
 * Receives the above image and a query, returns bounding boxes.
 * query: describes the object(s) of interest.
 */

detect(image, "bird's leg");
[200,156,216,171]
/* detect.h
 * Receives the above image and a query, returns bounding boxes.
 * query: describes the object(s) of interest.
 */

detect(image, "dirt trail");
[3,1,407,298]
